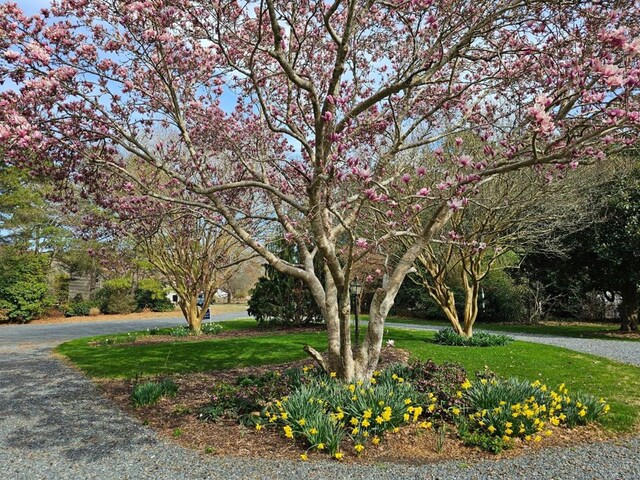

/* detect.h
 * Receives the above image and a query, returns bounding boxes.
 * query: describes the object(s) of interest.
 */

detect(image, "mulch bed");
[96,345,619,465]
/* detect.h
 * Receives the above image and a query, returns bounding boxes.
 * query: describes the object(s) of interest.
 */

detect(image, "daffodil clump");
[260,368,430,459]
[455,377,610,451]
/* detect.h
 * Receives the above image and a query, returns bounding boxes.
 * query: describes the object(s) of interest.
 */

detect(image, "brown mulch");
[96,346,620,464]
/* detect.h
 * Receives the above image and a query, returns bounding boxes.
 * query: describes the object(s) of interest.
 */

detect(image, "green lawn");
[379,315,639,341]
[56,320,640,432]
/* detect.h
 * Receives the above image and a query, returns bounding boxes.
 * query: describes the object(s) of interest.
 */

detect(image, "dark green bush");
[95,277,136,314]
[434,328,513,347]
[392,270,528,324]
[480,270,528,323]
[134,278,174,312]
[64,294,97,317]
[131,379,178,406]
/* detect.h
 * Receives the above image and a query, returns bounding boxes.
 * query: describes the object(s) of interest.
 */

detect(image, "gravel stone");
[1,317,639,479]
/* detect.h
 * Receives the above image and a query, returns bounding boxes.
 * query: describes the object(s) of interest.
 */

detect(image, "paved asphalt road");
[0,311,249,346]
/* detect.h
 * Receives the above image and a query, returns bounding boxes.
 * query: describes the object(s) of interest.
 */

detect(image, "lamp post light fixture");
[349,278,363,347]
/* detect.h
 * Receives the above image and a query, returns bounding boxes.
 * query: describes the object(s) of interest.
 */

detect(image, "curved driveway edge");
[1,316,639,479]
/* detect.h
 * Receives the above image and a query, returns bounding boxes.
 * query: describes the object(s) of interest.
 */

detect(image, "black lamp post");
[350,278,363,347]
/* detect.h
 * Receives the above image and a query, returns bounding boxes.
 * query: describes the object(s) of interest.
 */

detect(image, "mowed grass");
[56,320,640,432]
[56,320,327,378]
[380,315,639,341]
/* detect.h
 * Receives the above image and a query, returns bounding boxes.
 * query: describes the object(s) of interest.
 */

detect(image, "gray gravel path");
[1,317,639,479]
[0,311,247,347]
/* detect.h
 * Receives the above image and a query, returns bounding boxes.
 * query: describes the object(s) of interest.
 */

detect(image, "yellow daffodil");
[300,453,308,461]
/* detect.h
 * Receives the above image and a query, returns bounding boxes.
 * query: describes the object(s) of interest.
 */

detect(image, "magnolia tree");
[1,1,639,380]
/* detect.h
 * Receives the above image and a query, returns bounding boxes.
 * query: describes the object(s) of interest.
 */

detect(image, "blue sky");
[17,0,51,16]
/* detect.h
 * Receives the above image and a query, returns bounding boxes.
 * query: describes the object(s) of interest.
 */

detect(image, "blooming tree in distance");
[1,0,639,380]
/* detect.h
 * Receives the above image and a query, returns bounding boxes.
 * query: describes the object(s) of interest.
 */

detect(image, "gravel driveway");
[1,317,639,479]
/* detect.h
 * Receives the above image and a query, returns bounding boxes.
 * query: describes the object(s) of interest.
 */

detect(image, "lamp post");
[350,278,363,347]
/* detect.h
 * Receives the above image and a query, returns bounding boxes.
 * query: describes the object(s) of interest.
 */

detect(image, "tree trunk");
[178,297,203,335]
[619,284,639,332]
[462,275,480,338]
[427,283,464,335]
[304,204,454,382]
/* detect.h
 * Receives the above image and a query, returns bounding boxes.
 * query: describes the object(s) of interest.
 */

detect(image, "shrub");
[65,295,97,317]
[480,270,528,323]
[131,379,178,407]
[95,277,136,314]
[201,372,291,422]
[0,248,51,323]
[434,328,514,347]
[401,360,467,421]
[134,279,174,312]
[89,307,101,316]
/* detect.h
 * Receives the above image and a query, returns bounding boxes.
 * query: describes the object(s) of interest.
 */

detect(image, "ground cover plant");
[131,379,178,407]
[434,328,513,347]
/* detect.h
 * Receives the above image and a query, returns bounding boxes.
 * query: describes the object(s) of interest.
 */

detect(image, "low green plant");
[169,326,191,337]
[94,333,137,347]
[65,296,97,317]
[198,404,226,421]
[131,378,178,407]
[201,322,224,335]
[173,404,192,415]
[262,367,431,458]
[456,377,610,448]
[459,429,507,453]
[434,328,513,347]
